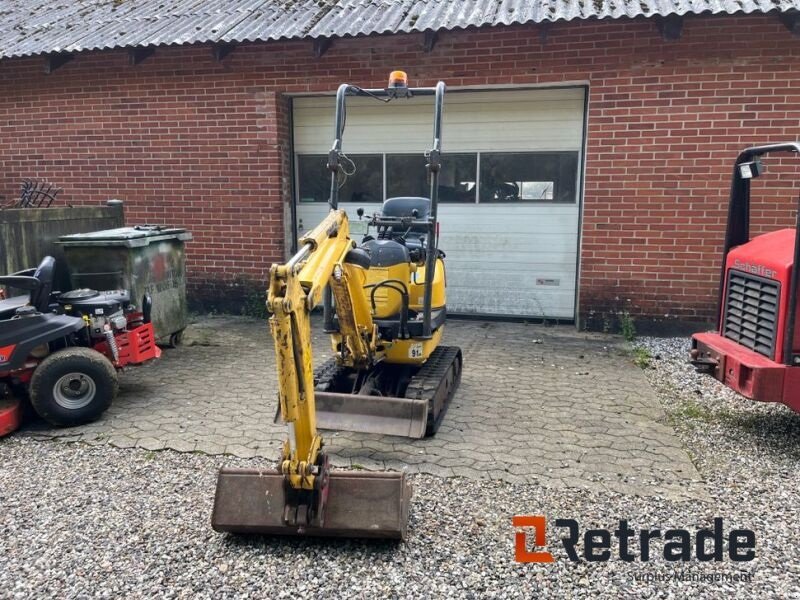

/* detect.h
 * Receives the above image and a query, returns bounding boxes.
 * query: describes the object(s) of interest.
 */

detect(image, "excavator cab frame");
[322,78,446,341]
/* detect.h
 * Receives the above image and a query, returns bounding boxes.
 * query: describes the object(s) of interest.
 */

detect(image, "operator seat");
[381,197,430,238]
[367,197,431,266]
[381,196,430,222]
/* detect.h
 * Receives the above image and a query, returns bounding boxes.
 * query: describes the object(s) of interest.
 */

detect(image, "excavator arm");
[267,209,376,500]
[212,206,412,538]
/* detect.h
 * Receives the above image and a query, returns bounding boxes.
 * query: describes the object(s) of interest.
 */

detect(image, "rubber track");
[404,345,462,436]
[314,356,347,391]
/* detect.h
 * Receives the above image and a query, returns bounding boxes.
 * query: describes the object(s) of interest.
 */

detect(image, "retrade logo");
[513,516,756,563]
[512,516,554,563]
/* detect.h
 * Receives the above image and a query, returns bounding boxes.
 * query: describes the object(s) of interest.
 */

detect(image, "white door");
[292,87,585,319]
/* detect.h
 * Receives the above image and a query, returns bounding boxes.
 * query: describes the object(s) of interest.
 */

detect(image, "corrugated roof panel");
[0,0,797,60]
[65,0,247,52]
[221,1,322,43]
[0,1,95,56]
[309,0,413,38]
[402,0,495,31]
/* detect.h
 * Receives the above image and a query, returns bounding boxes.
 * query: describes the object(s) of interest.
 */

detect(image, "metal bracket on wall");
[128,47,156,66]
[655,14,684,41]
[779,10,800,36]
[539,23,551,45]
[313,37,332,58]
[212,43,237,61]
[423,30,438,52]
[44,53,74,74]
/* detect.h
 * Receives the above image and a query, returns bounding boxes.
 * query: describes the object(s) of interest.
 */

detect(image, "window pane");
[297,154,383,203]
[387,153,477,202]
[479,152,579,203]
[386,154,426,198]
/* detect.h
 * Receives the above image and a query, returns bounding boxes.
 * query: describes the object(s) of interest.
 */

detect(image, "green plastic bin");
[58,225,192,345]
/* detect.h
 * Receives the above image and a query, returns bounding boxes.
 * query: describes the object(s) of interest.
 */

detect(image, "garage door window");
[386,153,477,202]
[297,151,578,204]
[297,154,383,203]
[479,152,579,203]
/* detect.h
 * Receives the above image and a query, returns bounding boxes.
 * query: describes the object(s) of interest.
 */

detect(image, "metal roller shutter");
[292,86,586,319]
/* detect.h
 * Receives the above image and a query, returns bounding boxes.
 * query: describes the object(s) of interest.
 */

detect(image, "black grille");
[722,269,780,358]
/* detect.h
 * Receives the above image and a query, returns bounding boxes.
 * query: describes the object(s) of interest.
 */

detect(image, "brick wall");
[0,14,798,323]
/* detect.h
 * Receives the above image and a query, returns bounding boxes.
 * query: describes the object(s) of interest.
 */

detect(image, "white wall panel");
[292,87,585,318]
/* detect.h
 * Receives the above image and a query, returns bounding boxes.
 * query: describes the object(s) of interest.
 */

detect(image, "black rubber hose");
[367,280,410,338]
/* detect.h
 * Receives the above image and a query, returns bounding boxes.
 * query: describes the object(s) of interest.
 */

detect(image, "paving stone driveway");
[25,315,705,499]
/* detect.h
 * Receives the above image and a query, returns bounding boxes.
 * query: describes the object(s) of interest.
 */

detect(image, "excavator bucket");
[314,392,428,438]
[211,468,412,539]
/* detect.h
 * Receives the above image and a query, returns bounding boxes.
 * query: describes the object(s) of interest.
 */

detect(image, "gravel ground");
[636,336,800,596]
[2,337,799,598]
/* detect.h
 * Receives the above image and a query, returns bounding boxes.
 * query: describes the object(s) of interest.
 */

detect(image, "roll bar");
[322,80,446,339]
[718,143,800,365]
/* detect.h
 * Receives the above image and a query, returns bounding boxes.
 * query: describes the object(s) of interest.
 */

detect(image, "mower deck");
[0,395,21,437]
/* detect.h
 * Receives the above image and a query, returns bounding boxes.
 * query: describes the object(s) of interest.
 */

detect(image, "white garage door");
[292,87,585,319]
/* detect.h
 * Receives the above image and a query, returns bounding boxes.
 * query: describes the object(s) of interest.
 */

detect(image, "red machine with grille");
[691,143,800,412]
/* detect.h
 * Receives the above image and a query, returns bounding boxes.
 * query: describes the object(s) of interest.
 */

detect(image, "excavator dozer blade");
[311,391,429,439]
[211,468,412,540]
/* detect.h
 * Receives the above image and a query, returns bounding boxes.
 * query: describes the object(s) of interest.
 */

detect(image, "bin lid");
[58,225,192,247]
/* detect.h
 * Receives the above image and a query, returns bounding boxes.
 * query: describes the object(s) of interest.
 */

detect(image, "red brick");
[0,14,798,319]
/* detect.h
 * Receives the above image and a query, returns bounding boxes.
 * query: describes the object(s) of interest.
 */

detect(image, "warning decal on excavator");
[409,343,423,359]
[349,220,369,235]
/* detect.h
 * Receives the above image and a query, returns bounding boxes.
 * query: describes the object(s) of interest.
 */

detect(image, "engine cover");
[361,239,410,267]
[57,289,131,317]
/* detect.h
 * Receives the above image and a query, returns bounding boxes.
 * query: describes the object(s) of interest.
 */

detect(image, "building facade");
[1,6,799,326]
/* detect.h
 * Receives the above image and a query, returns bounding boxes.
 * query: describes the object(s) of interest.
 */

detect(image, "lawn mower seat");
[0,256,56,319]
[30,256,55,312]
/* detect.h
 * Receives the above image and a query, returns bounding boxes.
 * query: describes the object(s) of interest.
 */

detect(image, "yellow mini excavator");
[211,72,462,539]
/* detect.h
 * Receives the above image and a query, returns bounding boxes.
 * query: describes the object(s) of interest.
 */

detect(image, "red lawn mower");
[0,256,160,435]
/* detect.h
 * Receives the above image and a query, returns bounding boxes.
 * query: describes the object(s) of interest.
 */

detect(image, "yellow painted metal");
[295,210,354,309]
[267,208,450,491]
[364,259,445,317]
[365,263,412,318]
[329,261,379,369]
[268,208,376,491]
[409,258,446,312]
[268,268,321,491]
[383,327,444,364]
